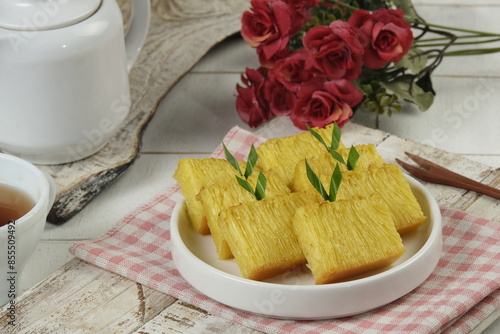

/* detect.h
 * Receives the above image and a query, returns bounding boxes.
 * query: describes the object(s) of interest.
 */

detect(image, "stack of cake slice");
[173,125,426,284]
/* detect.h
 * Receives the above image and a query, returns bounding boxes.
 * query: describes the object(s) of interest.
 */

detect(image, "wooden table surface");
[1,0,499,333]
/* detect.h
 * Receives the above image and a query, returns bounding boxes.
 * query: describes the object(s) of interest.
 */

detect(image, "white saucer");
[170,175,442,319]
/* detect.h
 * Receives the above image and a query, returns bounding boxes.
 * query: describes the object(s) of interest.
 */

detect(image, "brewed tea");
[0,183,35,227]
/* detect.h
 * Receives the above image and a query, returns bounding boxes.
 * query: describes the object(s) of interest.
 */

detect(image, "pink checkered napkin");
[70,126,500,334]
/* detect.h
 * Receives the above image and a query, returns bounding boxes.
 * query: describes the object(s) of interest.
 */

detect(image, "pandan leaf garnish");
[222,143,267,200]
[306,159,342,202]
[306,124,359,171]
[304,123,357,201]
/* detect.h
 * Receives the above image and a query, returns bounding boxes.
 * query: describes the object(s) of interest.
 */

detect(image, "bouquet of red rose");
[235,0,500,130]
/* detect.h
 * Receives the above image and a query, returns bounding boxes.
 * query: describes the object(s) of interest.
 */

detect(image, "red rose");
[267,80,297,117]
[349,8,414,69]
[241,0,304,61]
[302,20,365,80]
[257,46,289,69]
[290,79,363,129]
[235,67,273,127]
[287,0,319,10]
[269,49,319,91]
[287,0,319,22]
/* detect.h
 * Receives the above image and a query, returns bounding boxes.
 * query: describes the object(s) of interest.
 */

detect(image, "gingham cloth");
[70,126,500,334]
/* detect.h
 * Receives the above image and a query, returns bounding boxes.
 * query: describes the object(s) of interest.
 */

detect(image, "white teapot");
[0,0,151,164]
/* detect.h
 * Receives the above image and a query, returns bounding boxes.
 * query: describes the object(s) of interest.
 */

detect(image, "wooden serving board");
[1,121,498,333]
[40,0,249,224]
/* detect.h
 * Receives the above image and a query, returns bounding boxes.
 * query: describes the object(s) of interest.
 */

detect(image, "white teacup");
[0,153,56,307]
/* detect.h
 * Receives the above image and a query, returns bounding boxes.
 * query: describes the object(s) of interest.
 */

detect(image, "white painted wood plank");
[415,5,500,32]
[192,35,259,73]
[18,241,75,297]
[463,155,500,168]
[448,170,500,222]
[482,314,500,334]
[135,300,263,334]
[413,5,500,76]
[377,76,500,157]
[1,259,176,334]
[413,1,500,7]
[142,73,252,153]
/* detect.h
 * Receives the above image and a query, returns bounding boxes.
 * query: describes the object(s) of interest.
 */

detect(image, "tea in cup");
[0,184,35,226]
[0,153,56,307]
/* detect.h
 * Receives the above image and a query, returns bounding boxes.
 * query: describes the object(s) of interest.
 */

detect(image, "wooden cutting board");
[38,0,249,223]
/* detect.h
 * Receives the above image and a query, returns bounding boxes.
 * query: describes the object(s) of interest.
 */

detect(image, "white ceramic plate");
[170,175,442,319]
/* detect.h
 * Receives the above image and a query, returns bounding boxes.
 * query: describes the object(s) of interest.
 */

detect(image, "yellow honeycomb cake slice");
[197,170,290,259]
[293,164,426,234]
[338,164,426,235]
[255,124,346,187]
[291,144,385,192]
[293,194,405,284]
[173,158,247,234]
[219,192,320,281]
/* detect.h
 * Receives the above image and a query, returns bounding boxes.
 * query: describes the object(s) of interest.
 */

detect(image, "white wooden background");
[11,0,500,332]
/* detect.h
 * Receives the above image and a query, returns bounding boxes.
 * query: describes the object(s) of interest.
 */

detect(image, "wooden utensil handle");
[463,181,500,200]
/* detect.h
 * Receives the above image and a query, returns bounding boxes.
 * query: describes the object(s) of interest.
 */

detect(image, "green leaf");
[346,146,360,170]
[244,144,258,179]
[395,48,429,73]
[223,143,242,176]
[236,176,255,197]
[330,123,342,151]
[379,95,390,107]
[306,125,329,151]
[365,100,378,113]
[361,83,373,95]
[416,70,435,95]
[391,0,423,24]
[381,75,435,111]
[254,171,267,200]
[305,159,329,201]
[376,93,386,105]
[330,150,346,166]
[328,164,342,202]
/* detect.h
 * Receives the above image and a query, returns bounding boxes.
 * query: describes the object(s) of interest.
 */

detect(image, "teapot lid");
[0,0,102,31]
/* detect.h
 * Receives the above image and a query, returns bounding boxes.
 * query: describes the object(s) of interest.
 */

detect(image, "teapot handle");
[125,0,151,72]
